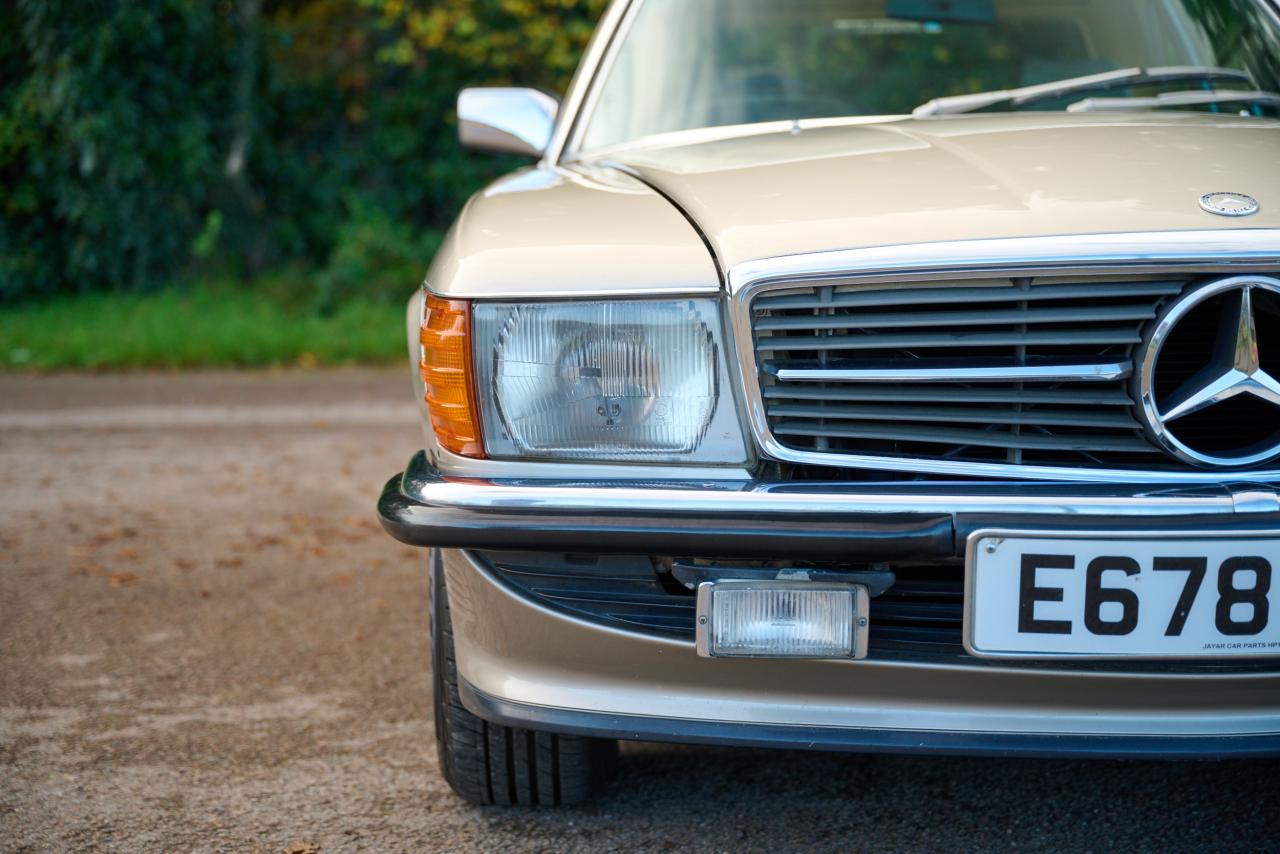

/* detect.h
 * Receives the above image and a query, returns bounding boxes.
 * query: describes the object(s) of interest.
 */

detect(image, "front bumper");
[439,547,1280,758]
[378,452,1280,756]
[379,451,1280,562]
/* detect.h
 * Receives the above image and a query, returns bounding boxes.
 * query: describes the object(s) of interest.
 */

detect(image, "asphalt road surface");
[1,369,1277,853]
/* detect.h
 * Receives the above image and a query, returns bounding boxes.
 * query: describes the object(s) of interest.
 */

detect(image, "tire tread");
[429,550,615,805]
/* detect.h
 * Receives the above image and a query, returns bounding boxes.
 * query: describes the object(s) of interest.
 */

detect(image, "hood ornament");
[1199,192,1259,217]
[1139,276,1280,468]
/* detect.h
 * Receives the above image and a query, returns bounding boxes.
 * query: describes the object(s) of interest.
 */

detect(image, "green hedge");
[0,0,606,303]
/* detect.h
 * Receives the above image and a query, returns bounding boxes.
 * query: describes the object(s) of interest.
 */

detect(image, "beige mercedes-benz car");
[378,0,1280,805]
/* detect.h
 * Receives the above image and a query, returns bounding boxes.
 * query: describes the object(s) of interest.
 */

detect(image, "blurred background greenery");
[0,0,607,368]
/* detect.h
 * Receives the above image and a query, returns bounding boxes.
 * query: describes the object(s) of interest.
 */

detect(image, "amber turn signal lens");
[420,295,484,458]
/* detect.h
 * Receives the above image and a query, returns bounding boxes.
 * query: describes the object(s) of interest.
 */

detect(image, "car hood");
[603,112,1280,272]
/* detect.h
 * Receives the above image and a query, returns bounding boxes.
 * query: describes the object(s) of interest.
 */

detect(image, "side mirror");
[457,87,559,158]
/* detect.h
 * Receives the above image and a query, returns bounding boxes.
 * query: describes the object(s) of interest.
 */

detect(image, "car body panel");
[425,164,719,299]
[604,113,1280,272]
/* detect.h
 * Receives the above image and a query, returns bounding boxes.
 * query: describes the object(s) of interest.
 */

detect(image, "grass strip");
[1,284,408,370]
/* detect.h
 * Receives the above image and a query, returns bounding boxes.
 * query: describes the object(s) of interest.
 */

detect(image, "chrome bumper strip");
[380,460,953,562]
[396,452,1277,520]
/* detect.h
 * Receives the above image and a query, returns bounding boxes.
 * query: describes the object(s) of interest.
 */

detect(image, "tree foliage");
[364,0,606,91]
[0,0,606,302]
[1,0,226,299]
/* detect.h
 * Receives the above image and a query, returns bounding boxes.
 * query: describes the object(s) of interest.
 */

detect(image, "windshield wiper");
[912,66,1255,117]
[1066,88,1280,114]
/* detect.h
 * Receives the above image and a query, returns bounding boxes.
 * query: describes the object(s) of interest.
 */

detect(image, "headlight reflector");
[473,299,745,462]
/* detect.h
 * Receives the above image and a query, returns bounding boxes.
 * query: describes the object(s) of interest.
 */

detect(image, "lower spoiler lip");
[376,452,1280,562]
[459,676,1280,760]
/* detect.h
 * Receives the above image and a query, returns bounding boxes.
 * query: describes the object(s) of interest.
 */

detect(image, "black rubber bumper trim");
[459,678,1280,760]
[377,474,954,562]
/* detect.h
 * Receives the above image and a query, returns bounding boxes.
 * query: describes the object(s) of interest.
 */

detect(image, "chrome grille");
[752,276,1191,470]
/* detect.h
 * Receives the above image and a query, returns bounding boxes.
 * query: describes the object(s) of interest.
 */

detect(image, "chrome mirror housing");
[457,87,559,158]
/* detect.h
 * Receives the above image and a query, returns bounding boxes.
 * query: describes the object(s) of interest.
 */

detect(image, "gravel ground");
[1,369,1277,853]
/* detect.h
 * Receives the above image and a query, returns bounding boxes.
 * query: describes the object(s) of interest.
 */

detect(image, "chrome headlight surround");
[472,298,748,464]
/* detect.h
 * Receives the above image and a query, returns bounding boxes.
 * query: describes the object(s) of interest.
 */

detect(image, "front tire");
[429,550,617,805]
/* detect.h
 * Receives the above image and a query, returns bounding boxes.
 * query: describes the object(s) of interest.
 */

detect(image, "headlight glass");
[473,299,746,463]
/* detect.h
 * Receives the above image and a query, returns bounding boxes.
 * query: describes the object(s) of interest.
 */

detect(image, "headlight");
[471,299,747,463]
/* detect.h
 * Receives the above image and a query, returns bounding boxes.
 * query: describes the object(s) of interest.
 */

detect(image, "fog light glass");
[696,582,868,659]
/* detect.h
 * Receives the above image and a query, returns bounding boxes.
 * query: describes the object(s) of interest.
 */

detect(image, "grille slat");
[751,274,1193,470]
[767,403,1141,429]
[773,421,1160,453]
[753,280,1186,311]
[754,304,1156,332]
[756,328,1142,352]
[764,385,1135,406]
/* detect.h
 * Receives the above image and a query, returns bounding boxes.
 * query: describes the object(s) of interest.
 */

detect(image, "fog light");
[695,582,869,660]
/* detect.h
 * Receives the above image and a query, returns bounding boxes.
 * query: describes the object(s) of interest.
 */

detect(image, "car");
[377,0,1280,805]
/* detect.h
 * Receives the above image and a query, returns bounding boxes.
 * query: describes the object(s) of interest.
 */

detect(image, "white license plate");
[965,530,1280,659]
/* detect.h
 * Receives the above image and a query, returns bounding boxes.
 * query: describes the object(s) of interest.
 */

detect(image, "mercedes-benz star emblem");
[1139,275,1280,468]
[1199,192,1260,217]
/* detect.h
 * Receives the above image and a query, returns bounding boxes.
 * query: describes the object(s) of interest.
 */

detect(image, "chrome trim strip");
[543,0,636,165]
[730,230,1280,483]
[694,583,712,658]
[554,0,643,163]
[729,230,1280,294]
[962,528,1280,661]
[1231,487,1280,514]
[774,363,1132,384]
[409,481,1255,517]
[430,444,753,482]
[400,461,1268,519]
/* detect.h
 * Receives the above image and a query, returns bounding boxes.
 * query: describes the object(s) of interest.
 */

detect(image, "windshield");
[579,0,1280,151]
